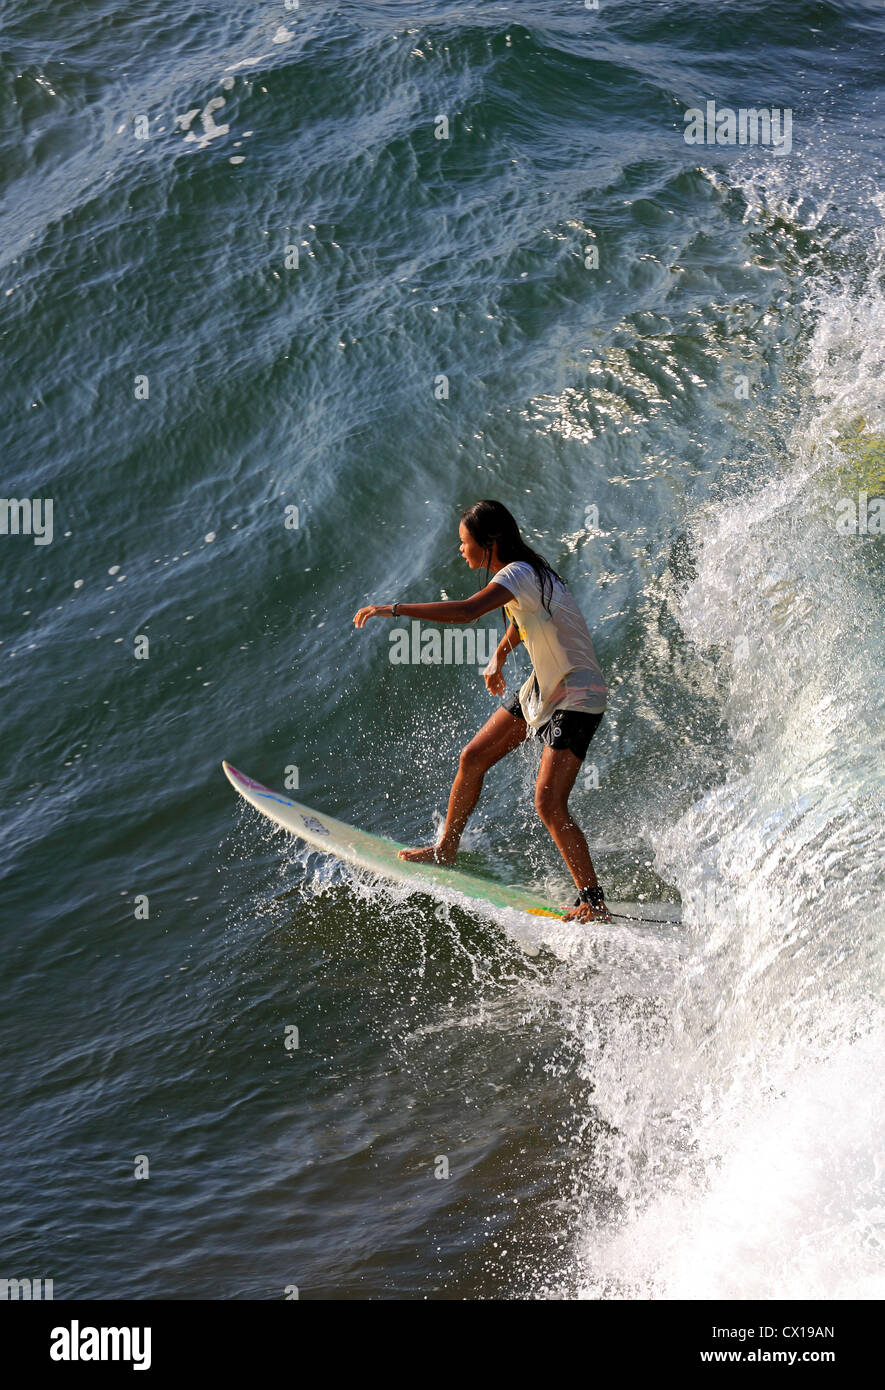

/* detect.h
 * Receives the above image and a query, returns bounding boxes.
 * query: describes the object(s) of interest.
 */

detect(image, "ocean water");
[2,0,884,1299]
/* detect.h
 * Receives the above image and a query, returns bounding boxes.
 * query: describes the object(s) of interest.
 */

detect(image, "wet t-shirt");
[494,560,607,729]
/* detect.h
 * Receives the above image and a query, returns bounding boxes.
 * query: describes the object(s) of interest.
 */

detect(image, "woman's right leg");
[398,706,528,864]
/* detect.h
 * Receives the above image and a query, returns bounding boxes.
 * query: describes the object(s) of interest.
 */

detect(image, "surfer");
[353,500,612,924]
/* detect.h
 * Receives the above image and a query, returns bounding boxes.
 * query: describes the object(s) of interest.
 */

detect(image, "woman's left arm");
[353,579,514,628]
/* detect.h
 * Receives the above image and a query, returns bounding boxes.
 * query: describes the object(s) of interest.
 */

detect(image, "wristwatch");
[575,884,606,908]
[391,602,399,618]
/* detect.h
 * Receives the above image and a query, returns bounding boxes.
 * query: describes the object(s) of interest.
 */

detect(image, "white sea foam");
[562,229,885,1300]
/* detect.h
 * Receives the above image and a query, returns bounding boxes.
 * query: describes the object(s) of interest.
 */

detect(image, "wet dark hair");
[459,499,563,617]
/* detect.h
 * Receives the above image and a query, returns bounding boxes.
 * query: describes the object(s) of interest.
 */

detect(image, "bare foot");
[397,843,457,866]
[561,900,613,924]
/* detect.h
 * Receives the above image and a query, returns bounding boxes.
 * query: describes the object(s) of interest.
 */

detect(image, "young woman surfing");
[352,499,612,924]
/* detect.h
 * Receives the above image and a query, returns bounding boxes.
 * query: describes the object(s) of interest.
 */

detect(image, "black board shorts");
[503,690,604,762]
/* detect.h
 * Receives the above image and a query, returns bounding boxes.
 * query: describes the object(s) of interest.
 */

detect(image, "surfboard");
[222,761,682,951]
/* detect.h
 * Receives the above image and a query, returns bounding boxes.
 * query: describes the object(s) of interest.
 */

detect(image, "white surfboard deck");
[223,761,682,956]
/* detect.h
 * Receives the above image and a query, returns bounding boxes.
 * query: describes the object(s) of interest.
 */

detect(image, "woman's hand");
[353,604,389,628]
[483,657,506,695]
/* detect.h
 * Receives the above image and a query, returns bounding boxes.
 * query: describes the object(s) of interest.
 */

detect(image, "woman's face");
[459,521,489,570]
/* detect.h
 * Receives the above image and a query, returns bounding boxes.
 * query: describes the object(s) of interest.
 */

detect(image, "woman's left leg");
[534,746,611,923]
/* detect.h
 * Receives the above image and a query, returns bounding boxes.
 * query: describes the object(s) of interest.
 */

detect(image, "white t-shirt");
[494,560,607,728]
